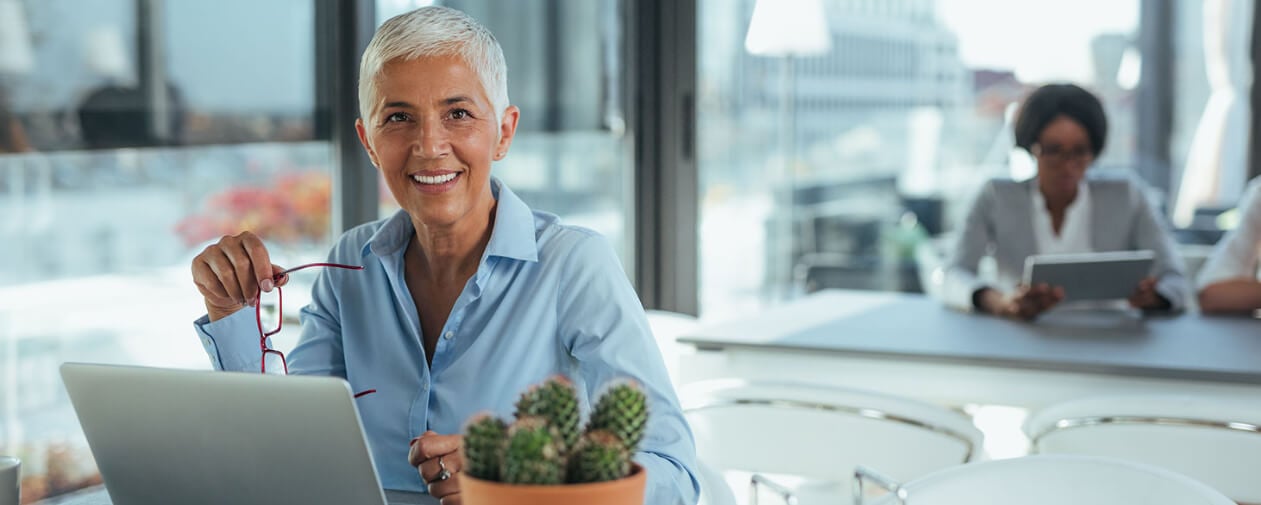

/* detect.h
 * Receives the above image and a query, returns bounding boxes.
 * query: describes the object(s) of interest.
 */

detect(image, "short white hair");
[358,6,509,123]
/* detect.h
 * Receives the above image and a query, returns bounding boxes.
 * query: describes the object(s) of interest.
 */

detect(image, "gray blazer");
[941,175,1188,311]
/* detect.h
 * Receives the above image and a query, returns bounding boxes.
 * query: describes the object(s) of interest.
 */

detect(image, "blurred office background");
[0,0,1253,501]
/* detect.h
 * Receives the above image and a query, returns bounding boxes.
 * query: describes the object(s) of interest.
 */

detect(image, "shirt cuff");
[193,307,265,371]
[1154,278,1186,312]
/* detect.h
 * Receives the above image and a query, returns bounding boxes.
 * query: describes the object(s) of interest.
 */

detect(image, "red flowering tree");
[175,171,331,248]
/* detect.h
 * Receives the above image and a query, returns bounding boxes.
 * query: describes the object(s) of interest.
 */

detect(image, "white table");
[677,290,1261,409]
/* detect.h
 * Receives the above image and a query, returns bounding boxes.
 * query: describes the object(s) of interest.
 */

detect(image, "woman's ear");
[494,105,521,161]
[355,118,381,168]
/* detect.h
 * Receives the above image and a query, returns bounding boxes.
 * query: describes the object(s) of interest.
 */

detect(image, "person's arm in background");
[943,182,1063,319]
[1127,179,1189,311]
[1198,179,1261,313]
[558,232,699,505]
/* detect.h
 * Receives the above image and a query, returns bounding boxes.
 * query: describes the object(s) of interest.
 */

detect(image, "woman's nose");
[413,121,450,158]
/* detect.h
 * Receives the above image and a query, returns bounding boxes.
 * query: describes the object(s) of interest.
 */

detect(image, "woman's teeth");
[412,173,457,185]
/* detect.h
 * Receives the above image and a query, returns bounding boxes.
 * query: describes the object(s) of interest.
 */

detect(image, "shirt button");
[443,331,454,340]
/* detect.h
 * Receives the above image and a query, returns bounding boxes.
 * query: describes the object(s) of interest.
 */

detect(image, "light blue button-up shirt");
[194,178,699,504]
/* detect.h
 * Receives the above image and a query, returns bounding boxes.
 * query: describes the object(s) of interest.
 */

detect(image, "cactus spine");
[588,381,648,453]
[462,413,507,482]
[514,376,581,452]
[567,430,631,483]
[501,416,565,485]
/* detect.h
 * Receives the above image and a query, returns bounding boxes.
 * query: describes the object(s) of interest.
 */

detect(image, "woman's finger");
[238,232,276,292]
[426,473,461,499]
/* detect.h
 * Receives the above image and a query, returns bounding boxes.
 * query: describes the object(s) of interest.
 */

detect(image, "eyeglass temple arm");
[853,465,907,505]
[274,262,364,279]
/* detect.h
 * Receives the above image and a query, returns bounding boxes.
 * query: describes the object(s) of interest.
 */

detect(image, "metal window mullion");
[1137,0,1175,202]
[631,0,698,315]
[317,0,378,235]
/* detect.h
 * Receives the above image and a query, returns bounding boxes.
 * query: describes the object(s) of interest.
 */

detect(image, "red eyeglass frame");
[256,262,376,398]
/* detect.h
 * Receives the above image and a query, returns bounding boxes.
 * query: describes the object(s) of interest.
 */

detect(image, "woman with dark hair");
[940,83,1188,320]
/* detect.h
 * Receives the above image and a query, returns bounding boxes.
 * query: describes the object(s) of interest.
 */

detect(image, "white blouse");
[1032,181,1093,255]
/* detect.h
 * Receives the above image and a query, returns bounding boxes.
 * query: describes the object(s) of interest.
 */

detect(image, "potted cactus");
[459,376,649,505]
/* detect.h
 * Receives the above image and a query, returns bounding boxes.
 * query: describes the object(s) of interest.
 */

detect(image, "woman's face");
[1033,115,1094,202]
[355,55,519,230]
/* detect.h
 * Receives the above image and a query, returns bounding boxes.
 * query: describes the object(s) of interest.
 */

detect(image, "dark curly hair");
[1013,83,1107,158]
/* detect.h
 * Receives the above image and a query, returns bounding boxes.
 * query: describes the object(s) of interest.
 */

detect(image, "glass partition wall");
[0,1,333,499]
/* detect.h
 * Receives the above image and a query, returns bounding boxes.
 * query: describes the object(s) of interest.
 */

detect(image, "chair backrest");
[1023,393,1261,505]
[1024,394,1261,504]
[861,454,1235,505]
[681,379,982,501]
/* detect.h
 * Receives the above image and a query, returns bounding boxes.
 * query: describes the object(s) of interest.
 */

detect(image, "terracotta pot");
[460,463,646,505]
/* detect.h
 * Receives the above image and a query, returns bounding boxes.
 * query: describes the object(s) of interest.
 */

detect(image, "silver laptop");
[60,363,434,505]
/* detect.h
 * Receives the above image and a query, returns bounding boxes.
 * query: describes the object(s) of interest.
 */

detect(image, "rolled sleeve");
[942,182,997,311]
[1129,180,1189,311]
[193,307,265,371]
[1197,178,1261,289]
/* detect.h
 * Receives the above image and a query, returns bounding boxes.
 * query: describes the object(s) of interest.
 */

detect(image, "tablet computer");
[1022,250,1156,302]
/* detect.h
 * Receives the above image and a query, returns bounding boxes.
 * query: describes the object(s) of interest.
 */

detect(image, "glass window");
[374,0,635,265]
[0,0,334,500]
[696,0,1211,319]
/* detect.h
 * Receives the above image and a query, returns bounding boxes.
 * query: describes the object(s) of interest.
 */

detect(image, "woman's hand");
[978,284,1064,320]
[409,431,464,504]
[1128,277,1171,311]
[190,231,288,321]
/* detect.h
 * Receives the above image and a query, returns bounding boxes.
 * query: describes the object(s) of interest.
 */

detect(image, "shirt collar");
[1031,178,1090,213]
[361,177,538,263]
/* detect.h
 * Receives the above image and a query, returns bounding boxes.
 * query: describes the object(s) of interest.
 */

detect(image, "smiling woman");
[187,6,699,505]
[356,55,517,234]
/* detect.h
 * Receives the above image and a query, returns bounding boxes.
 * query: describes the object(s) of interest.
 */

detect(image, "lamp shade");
[0,0,34,75]
[744,0,832,57]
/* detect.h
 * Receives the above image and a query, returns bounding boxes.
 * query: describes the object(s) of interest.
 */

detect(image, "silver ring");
[434,455,451,482]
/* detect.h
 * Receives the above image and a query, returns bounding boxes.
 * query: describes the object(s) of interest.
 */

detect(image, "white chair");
[696,459,739,505]
[855,454,1235,505]
[681,379,982,504]
[1023,394,1261,504]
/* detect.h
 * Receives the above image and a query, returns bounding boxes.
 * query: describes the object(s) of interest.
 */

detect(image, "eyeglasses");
[1031,143,1093,165]
[256,262,376,398]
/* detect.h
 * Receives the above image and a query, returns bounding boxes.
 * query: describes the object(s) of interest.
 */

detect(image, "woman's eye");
[450,109,470,120]
[384,112,409,123]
